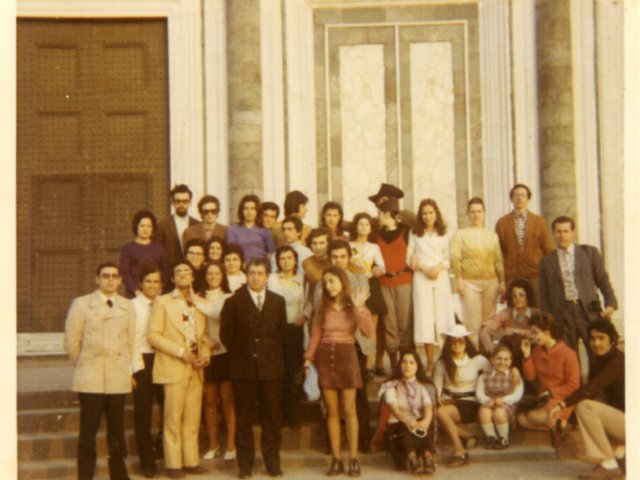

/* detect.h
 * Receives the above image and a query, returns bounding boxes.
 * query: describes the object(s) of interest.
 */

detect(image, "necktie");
[256,295,263,312]
[106,299,113,308]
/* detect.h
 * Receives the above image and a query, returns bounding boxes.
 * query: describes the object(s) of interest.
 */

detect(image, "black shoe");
[326,458,344,476]
[142,468,160,478]
[422,455,436,475]
[154,433,164,459]
[406,456,420,475]
[268,469,284,477]
[495,437,509,450]
[183,465,208,475]
[446,453,470,468]
[348,458,361,477]
[166,469,185,479]
[238,473,252,479]
[484,435,497,449]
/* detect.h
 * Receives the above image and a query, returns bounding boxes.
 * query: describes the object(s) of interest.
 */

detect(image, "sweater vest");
[377,232,412,287]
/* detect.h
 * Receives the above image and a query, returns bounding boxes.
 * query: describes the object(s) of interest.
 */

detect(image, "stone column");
[478,0,514,229]
[227,0,263,215]
[512,0,542,213]
[536,0,577,224]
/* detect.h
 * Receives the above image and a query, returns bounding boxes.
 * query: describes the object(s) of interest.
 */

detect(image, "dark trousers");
[355,345,371,452]
[283,325,304,427]
[232,379,283,475]
[77,392,128,480]
[562,300,594,366]
[384,422,430,469]
[133,353,164,472]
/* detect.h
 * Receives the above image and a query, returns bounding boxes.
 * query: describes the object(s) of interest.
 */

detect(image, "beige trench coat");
[63,291,136,394]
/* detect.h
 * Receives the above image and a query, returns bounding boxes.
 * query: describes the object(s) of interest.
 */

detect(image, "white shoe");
[202,448,219,460]
[224,450,236,461]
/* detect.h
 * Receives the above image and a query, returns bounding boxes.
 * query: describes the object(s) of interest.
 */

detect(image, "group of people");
[63,182,625,480]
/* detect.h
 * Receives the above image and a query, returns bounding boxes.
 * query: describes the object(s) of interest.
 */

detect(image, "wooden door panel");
[18,19,169,332]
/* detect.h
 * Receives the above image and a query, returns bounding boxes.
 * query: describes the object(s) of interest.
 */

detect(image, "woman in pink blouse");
[304,267,372,477]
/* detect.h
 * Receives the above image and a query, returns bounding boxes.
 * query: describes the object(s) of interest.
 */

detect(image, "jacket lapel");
[167,216,178,242]
[166,294,188,338]
[573,245,588,284]
[549,250,562,288]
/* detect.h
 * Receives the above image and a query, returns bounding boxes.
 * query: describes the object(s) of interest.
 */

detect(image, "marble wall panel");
[409,42,457,229]
[339,44,386,218]
[310,4,481,225]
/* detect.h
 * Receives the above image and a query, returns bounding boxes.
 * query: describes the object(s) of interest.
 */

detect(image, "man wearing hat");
[368,183,417,230]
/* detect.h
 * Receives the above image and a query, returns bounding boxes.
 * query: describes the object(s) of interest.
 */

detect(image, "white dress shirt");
[132,295,156,373]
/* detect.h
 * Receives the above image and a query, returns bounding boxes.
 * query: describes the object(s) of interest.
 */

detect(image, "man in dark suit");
[539,216,617,360]
[220,258,288,478]
[155,185,199,283]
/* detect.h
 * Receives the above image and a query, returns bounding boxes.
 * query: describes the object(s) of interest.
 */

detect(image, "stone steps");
[17,382,584,479]
[19,443,576,480]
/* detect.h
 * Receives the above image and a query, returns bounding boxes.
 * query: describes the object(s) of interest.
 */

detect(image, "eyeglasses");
[201,209,218,215]
[451,337,466,344]
[174,268,193,275]
[173,199,191,204]
[512,292,527,298]
[186,250,205,256]
[100,273,120,279]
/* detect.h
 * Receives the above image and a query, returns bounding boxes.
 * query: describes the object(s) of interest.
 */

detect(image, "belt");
[384,267,412,278]
[442,388,475,399]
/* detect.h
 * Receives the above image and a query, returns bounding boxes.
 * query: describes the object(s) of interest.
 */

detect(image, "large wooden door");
[17,19,169,332]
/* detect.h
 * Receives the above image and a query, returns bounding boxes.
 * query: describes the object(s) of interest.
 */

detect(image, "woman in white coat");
[407,199,456,375]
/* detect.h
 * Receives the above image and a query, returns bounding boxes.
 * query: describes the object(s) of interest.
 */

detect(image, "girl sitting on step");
[476,344,523,449]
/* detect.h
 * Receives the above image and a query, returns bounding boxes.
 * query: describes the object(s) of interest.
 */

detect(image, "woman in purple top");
[225,194,275,263]
[119,210,169,298]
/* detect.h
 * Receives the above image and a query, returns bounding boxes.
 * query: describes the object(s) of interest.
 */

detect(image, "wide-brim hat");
[368,183,405,204]
[444,324,472,338]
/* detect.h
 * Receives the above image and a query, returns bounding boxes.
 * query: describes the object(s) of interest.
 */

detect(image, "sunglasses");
[100,273,120,279]
[202,208,218,215]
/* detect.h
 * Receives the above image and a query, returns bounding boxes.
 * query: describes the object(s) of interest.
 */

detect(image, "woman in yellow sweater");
[451,197,505,348]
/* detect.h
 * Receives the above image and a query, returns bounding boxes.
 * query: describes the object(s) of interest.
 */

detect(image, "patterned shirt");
[557,244,578,301]
[514,209,528,249]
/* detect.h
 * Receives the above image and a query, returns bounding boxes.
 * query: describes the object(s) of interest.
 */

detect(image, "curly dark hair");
[349,212,374,241]
[506,278,537,308]
[132,210,157,237]
[529,312,563,341]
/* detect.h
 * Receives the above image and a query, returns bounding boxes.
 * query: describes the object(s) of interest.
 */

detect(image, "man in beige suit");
[148,260,211,479]
[64,262,136,480]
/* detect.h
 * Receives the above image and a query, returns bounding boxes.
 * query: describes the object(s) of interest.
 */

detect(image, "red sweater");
[377,228,412,287]
[523,340,579,419]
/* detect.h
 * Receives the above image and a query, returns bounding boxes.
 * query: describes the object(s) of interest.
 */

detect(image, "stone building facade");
[15,0,624,350]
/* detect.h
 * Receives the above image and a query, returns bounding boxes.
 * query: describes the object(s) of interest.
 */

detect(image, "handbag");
[303,363,321,401]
